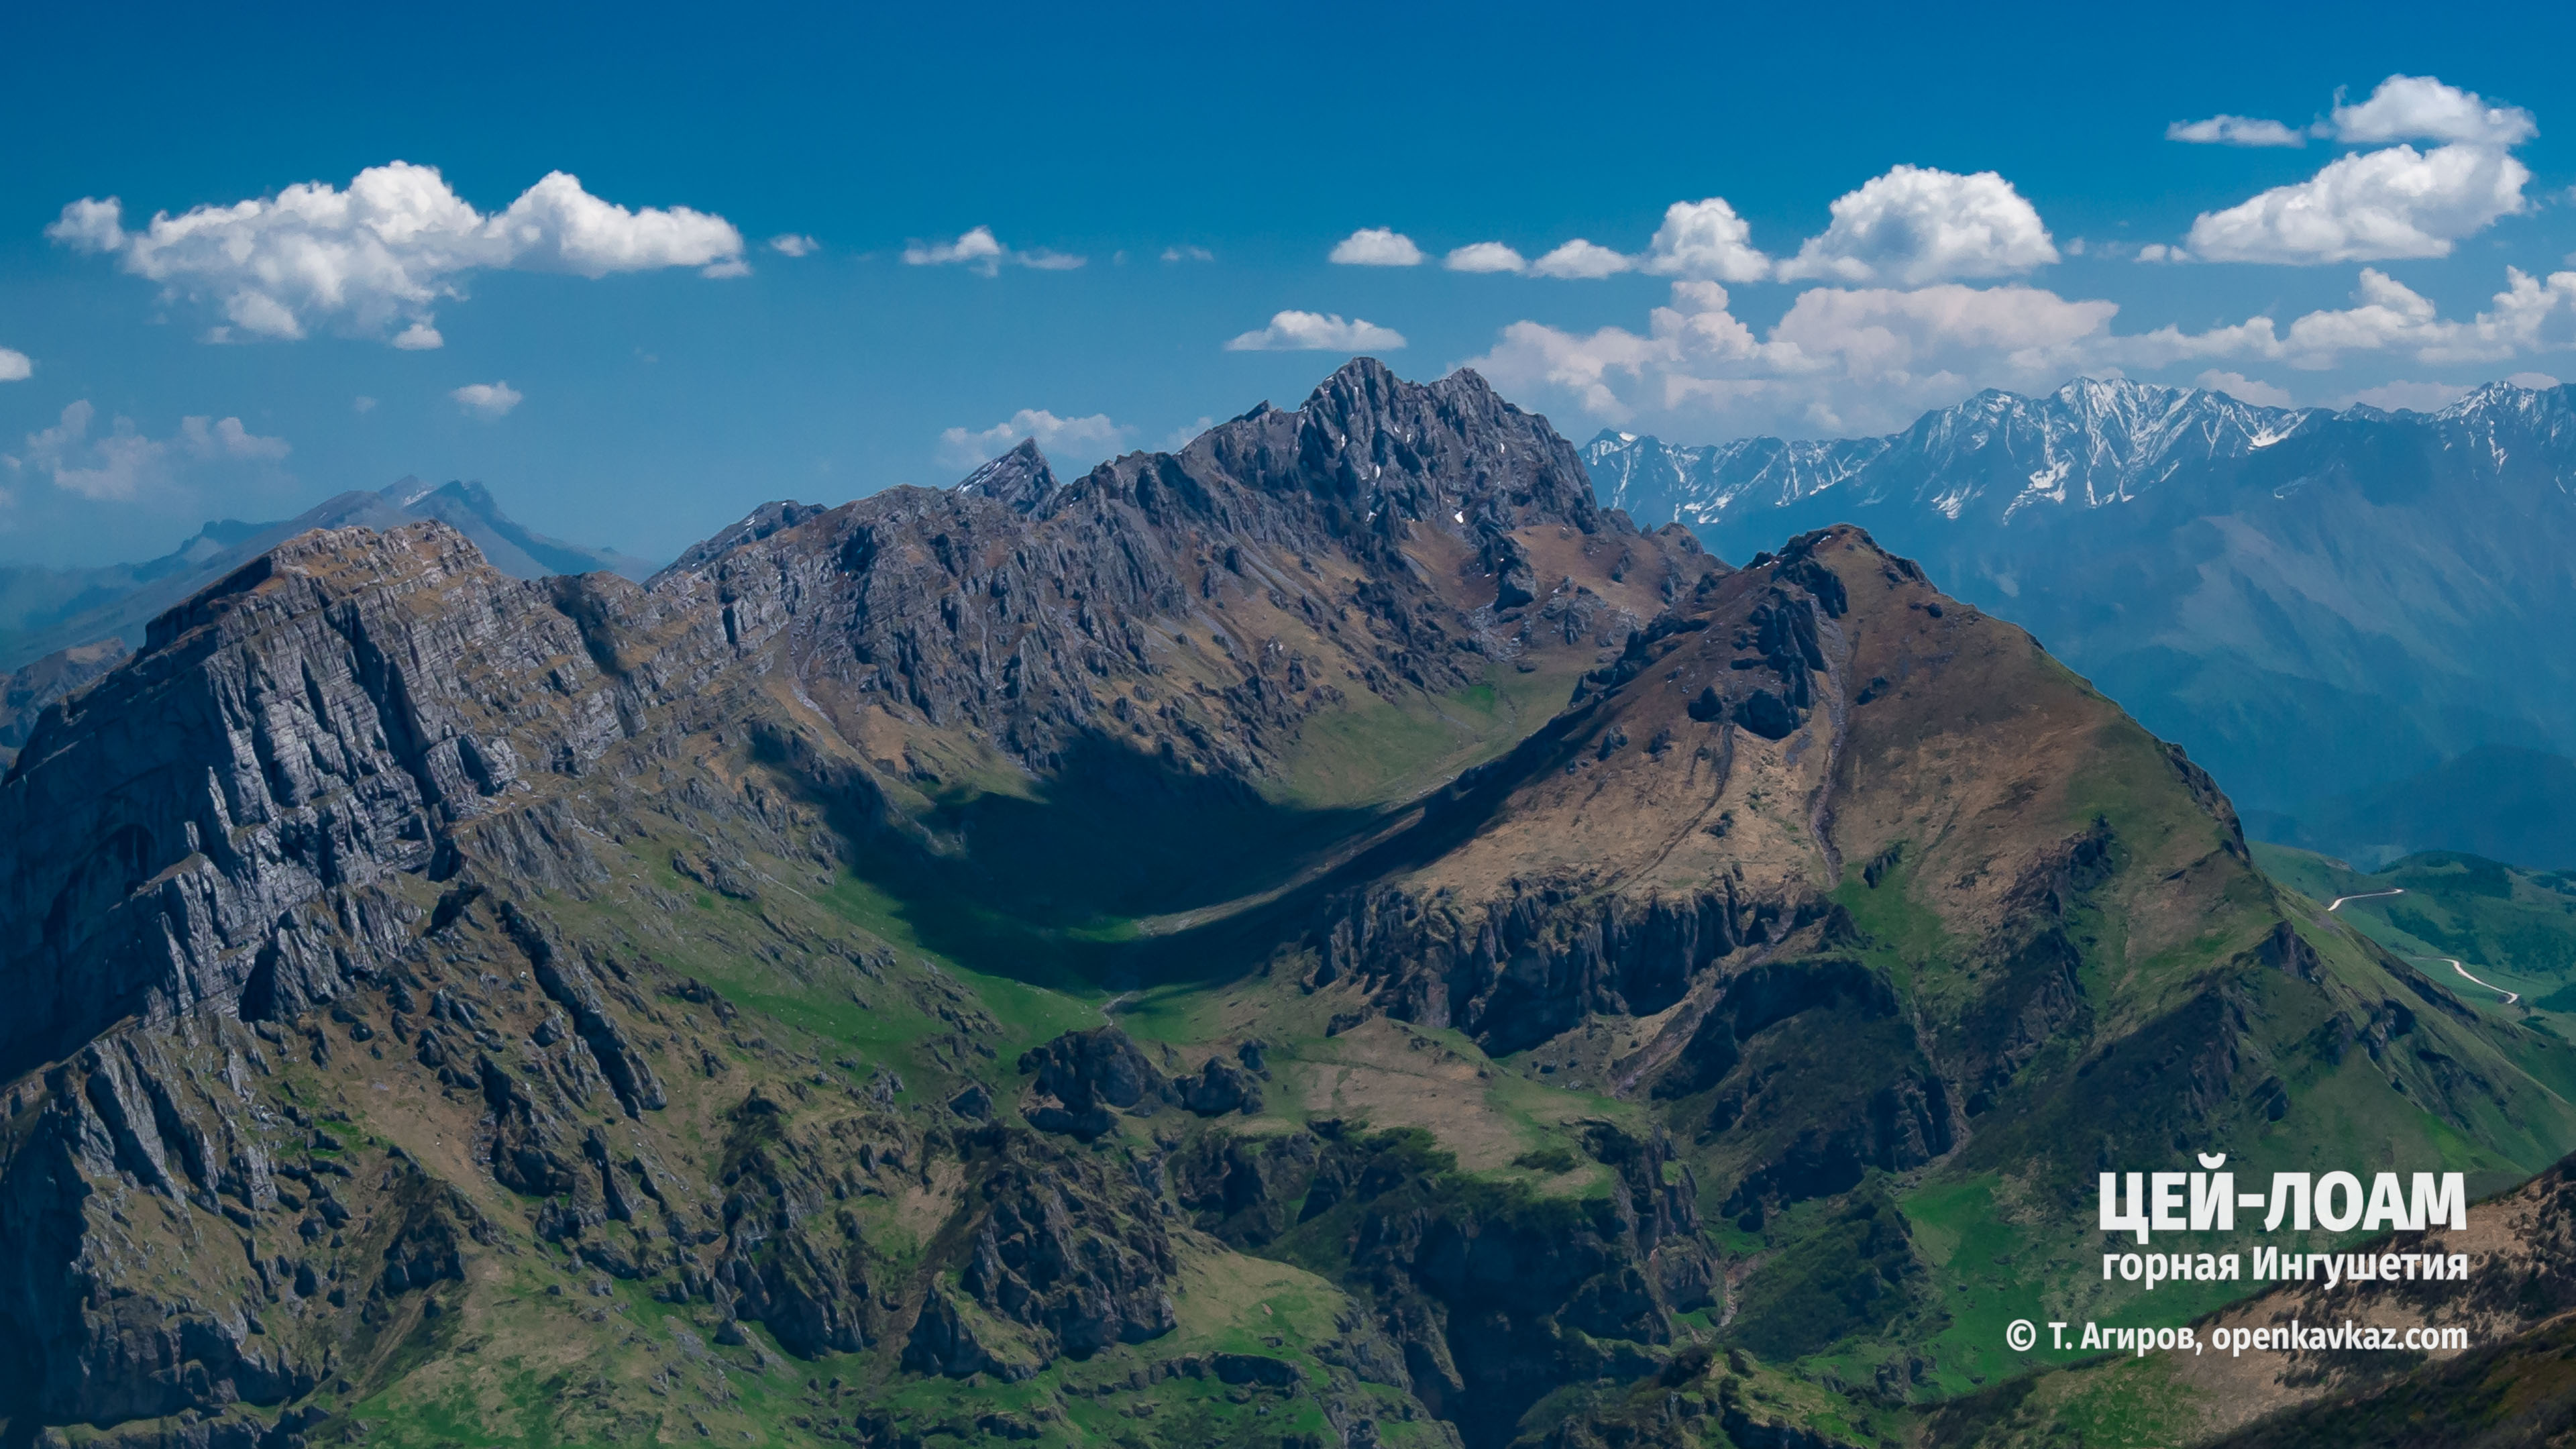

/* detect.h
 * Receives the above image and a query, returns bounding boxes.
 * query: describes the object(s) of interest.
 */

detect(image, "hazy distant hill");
[1584,378,2576,819]
[2247,745,2576,871]
[0,476,654,675]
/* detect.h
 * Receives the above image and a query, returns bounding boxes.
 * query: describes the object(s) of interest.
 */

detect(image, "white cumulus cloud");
[1531,239,1633,279]
[1328,228,1424,266]
[1777,166,2059,286]
[1223,311,1407,352]
[1444,241,1528,274]
[902,226,1084,275]
[18,400,289,501]
[2168,115,2309,148]
[2183,143,2530,264]
[2167,77,2539,265]
[2330,74,2536,148]
[936,409,1129,470]
[1161,245,1215,263]
[451,381,523,418]
[1642,197,1772,281]
[769,233,820,257]
[0,347,28,382]
[48,162,744,347]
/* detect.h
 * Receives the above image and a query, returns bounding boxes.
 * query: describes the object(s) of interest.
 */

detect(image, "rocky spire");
[953,438,1059,513]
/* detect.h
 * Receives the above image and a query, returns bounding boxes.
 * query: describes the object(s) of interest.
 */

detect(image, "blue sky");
[4,0,2574,566]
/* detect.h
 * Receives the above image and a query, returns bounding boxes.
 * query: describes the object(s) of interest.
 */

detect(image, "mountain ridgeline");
[1584,379,2576,853]
[0,476,653,768]
[1,360,2569,1449]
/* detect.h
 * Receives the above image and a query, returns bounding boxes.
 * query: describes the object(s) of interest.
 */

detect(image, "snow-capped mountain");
[1581,377,2576,853]
[1585,377,2576,550]
[1582,376,2335,537]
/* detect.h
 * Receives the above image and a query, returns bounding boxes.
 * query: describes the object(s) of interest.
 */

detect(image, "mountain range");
[0,477,653,767]
[1582,378,2576,868]
[3,360,2566,1449]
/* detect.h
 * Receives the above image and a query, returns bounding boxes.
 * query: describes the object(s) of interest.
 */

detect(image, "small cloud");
[2192,369,2294,407]
[936,409,1128,470]
[1328,228,1424,266]
[1223,311,1407,352]
[180,415,292,461]
[1161,245,1215,263]
[2330,74,2535,148]
[451,381,523,418]
[353,396,378,413]
[769,233,820,257]
[19,399,286,501]
[2167,115,2308,148]
[1443,241,1528,274]
[1531,239,1633,279]
[2065,237,2087,256]
[0,347,29,382]
[392,322,444,350]
[700,258,751,278]
[23,401,153,500]
[2135,243,2185,263]
[902,225,1085,275]
[1160,417,1216,451]
[2505,370,2563,389]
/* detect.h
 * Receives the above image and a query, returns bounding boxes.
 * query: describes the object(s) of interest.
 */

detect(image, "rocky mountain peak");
[1131,359,1603,547]
[953,437,1059,512]
[651,498,830,580]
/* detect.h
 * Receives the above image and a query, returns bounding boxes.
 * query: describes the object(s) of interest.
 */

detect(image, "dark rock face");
[1318,875,1799,1056]
[703,1093,910,1357]
[1018,1027,1168,1139]
[904,1133,1179,1379]
[1176,1055,1263,1116]
[1016,1026,1264,1136]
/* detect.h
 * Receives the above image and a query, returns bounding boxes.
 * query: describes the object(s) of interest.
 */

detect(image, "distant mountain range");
[1582,378,2576,861]
[0,478,653,764]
